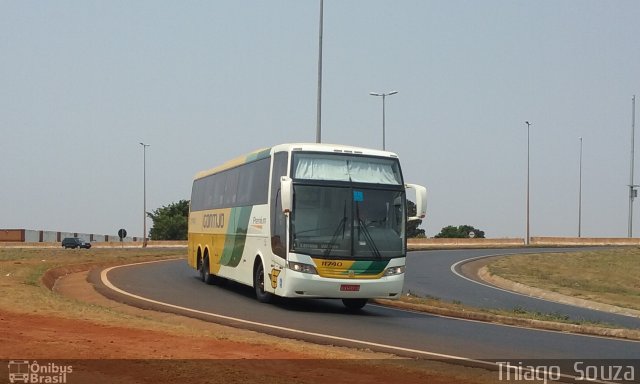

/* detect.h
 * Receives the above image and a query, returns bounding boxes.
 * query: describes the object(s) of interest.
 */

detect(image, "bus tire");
[200,256,216,285]
[342,298,368,310]
[254,262,273,303]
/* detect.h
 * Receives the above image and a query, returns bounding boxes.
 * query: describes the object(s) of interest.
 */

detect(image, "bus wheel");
[254,262,273,303]
[342,298,368,310]
[200,256,216,285]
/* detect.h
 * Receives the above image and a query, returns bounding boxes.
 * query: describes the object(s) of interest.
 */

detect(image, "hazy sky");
[2,1,639,239]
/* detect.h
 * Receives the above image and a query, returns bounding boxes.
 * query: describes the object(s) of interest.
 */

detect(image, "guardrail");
[530,236,640,246]
[407,238,524,250]
[0,241,188,248]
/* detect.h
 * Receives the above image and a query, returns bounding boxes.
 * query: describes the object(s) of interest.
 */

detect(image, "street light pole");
[578,137,583,238]
[369,91,398,150]
[140,142,150,247]
[525,121,531,245]
[630,95,637,238]
[315,0,323,143]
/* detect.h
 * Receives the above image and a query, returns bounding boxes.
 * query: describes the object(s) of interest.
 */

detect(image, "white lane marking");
[450,253,530,294]
[100,258,626,383]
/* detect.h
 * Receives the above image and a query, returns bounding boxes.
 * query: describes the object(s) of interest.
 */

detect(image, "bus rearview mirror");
[281,176,293,214]
[406,183,427,221]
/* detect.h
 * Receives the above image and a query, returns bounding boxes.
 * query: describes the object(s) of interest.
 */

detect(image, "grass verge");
[0,247,184,326]
[486,247,640,311]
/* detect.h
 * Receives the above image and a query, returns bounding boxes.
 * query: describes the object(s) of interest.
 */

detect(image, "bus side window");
[224,168,239,206]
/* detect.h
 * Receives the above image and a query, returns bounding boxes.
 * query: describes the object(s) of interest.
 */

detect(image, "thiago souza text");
[498,361,636,383]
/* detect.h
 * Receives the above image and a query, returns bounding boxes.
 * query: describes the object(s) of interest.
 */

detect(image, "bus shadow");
[273,296,436,319]
[275,297,377,315]
[191,275,386,316]
[272,296,439,319]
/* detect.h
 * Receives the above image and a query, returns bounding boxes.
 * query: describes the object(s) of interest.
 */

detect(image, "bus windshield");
[292,153,402,185]
[291,185,405,259]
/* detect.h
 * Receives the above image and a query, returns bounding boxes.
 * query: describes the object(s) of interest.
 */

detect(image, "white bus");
[188,143,426,309]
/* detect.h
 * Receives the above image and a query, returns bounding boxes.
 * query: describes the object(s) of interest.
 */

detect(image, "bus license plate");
[340,284,360,292]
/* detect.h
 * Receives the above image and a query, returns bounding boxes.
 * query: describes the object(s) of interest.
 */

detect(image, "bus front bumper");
[276,270,404,300]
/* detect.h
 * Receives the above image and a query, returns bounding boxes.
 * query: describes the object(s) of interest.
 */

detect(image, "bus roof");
[193,143,400,180]
[273,143,399,158]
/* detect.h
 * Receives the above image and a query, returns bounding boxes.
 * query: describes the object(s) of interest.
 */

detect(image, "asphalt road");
[405,248,640,329]
[99,249,640,366]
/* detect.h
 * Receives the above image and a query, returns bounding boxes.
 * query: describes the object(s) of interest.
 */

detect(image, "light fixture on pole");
[139,142,150,247]
[525,121,531,245]
[369,91,398,150]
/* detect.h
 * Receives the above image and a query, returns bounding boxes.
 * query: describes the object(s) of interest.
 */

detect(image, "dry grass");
[487,247,640,311]
[0,247,184,323]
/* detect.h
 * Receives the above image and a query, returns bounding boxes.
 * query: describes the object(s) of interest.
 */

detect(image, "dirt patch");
[0,309,306,360]
[2,309,456,383]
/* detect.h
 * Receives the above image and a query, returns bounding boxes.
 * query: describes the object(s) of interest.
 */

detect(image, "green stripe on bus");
[220,206,253,268]
[351,260,388,275]
[246,148,271,162]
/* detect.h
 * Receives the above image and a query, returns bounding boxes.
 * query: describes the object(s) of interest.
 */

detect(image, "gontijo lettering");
[202,213,224,228]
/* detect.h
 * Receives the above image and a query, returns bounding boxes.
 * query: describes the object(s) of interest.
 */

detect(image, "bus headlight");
[384,265,405,276]
[288,261,318,275]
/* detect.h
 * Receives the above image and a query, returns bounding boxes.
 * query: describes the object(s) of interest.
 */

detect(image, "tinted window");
[191,157,270,211]
[224,168,239,206]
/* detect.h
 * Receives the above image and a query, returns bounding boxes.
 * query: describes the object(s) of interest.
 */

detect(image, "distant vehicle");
[61,237,91,249]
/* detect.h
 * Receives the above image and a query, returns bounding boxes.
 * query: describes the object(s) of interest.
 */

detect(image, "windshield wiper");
[356,204,382,259]
[324,201,347,257]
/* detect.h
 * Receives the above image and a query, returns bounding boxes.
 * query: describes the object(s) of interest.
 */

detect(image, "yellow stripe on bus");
[312,259,387,279]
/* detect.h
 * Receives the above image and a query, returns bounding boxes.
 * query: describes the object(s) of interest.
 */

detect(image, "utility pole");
[315,0,323,143]
[140,142,150,247]
[525,121,531,245]
[629,95,637,238]
[578,137,583,237]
